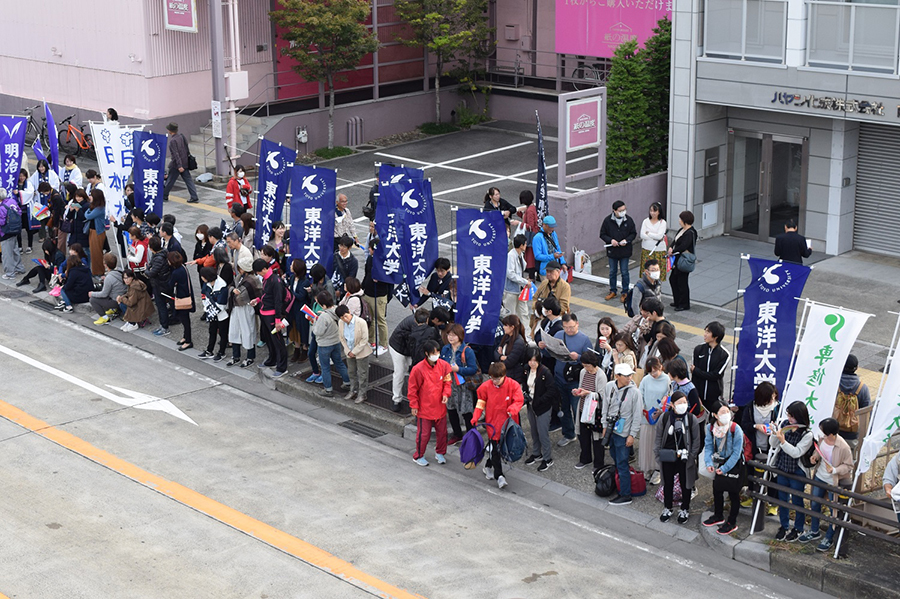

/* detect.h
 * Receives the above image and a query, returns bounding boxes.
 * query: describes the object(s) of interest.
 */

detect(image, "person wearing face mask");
[769,400,814,542]
[803,418,855,550]
[599,200,637,303]
[520,347,560,472]
[628,259,662,319]
[703,401,747,535]
[639,357,670,485]
[691,321,730,411]
[472,362,525,489]
[655,391,701,524]
[225,164,253,210]
[740,381,779,512]
[408,340,452,466]
[640,202,668,282]
[408,307,452,366]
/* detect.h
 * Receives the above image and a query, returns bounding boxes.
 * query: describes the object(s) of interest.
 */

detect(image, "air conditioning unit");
[505,25,520,41]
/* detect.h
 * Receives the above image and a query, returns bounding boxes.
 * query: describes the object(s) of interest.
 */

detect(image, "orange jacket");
[473,378,524,440]
[407,358,452,421]
[226,177,252,210]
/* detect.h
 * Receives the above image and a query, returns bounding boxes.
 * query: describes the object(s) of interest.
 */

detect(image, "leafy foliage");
[314,146,355,159]
[270,0,379,148]
[642,17,671,174]
[419,122,460,135]
[606,40,651,184]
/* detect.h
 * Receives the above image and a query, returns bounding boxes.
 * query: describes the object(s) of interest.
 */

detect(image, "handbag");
[676,251,696,273]
[615,467,647,497]
[174,269,193,310]
[658,448,678,463]
[580,394,598,424]
[563,362,583,383]
[460,344,483,391]
[594,465,617,497]
[655,473,682,503]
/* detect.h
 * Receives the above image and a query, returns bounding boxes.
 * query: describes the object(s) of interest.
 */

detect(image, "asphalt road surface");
[0,296,829,599]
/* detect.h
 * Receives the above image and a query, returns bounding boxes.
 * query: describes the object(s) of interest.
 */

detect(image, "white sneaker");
[649,470,661,485]
[120,322,138,332]
[483,465,494,480]
[497,475,508,489]
[375,345,388,357]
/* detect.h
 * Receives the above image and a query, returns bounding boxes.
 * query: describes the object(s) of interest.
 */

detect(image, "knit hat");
[843,354,858,374]
[237,253,253,273]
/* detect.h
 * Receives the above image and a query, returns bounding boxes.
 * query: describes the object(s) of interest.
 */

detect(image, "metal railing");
[484,48,609,91]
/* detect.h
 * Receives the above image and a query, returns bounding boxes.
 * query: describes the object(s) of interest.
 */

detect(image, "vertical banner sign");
[31,137,47,163]
[0,116,27,197]
[132,131,168,218]
[90,121,145,222]
[289,164,336,273]
[456,209,506,345]
[782,303,871,425]
[44,102,58,172]
[535,111,548,224]
[392,178,438,306]
[375,163,425,300]
[164,0,199,33]
[733,258,811,406]
[858,347,900,474]
[255,138,295,249]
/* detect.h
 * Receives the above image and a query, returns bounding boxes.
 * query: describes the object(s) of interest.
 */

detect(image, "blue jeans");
[60,289,71,306]
[309,333,320,375]
[556,375,578,440]
[809,484,838,540]
[777,467,807,530]
[609,433,631,497]
[608,257,630,294]
[317,343,350,391]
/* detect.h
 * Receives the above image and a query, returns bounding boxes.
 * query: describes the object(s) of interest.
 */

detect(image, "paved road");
[0,299,829,599]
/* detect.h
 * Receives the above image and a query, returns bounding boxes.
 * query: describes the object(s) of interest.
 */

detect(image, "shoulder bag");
[174,269,193,310]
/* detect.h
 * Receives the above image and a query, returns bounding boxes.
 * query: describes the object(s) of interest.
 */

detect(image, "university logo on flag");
[289,164,335,274]
[132,131,167,217]
[456,209,506,345]
[0,116,27,196]
[255,138,295,249]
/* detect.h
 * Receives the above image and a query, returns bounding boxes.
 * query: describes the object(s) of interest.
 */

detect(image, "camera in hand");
[712,452,727,467]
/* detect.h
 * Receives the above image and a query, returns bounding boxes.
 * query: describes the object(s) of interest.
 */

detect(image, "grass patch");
[314,146,354,159]
[419,122,460,135]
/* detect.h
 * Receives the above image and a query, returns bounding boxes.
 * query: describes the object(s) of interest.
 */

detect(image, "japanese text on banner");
[132,131,167,218]
[0,116,27,196]
[89,122,144,222]
[456,209,506,345]
[254,138,295,249]
[289,164,335,275]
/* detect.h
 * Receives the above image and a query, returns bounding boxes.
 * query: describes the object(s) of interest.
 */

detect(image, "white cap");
[614,363,635,376]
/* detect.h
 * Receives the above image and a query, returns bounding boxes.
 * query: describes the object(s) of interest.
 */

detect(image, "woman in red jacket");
[408,340,452,467]
[226,164,252,211]
[472,362,525,489]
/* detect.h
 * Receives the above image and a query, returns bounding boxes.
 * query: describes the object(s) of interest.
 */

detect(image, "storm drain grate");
[30,299,57,312]
[338,420,386,438]
[0,289,29,299]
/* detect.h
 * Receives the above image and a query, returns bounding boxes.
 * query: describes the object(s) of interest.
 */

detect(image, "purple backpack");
[460,425,493,469]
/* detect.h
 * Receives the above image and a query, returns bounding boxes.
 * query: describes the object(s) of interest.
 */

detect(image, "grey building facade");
[669,0,900,256]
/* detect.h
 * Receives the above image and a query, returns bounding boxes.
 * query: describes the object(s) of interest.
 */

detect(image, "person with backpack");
[626,259,662,318]
[833,354,871,451]
[312,290,351,396]
[769,400,815,543]
[656,390,702,524]
[440,324,479,445]
[256,258,289,378]
[408,340,452,467]
[336,304,371,403]
[703,401,748,535]
[472,361,525,489]
[520,347,560,472]
[0,189,25,279]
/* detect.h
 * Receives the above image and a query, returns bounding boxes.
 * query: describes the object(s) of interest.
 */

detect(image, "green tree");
[270,0,379,149]
[641,17,671,174]
[394,0,494,123]
[605,39,651,184]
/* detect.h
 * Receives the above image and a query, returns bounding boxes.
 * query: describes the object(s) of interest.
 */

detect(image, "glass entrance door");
[727,132,807,241]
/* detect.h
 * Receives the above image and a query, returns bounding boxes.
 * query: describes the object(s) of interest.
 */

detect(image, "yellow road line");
[167,193,230,215]
[0,399,424,599]
[568,294,883,391]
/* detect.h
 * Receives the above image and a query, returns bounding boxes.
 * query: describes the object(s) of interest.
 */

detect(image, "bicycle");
[571,58,608,90]
[23,104,48,149]
[57,114,95,161]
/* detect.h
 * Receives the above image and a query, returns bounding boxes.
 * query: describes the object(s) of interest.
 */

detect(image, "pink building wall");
[494,0,558,79]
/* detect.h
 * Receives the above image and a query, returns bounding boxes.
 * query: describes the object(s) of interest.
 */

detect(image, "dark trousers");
[153,291,170,329]
[661,459,691,511]
[488,439,503,479]
[174,310,192,343]
[206,317,229,355]
[163,165,199,201]
[447,409,473,439]
[231,343,256,361]
[18,223,35,249]
[21,265,51,284]
[578,423,605,469]
[261,314,287,373]
[670,268,691,309]
[713,471,743,525]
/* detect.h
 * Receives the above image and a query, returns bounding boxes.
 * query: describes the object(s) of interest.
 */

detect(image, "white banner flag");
[858,354,900,474]
[89,121,145,222]
[781,303,871,426]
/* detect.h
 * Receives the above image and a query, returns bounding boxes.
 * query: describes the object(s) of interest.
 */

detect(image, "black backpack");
[594,465,617,497]
[1,202,22,237]
[623,280,645,318]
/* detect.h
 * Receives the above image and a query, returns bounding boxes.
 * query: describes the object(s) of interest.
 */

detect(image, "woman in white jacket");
[640,202,668,282]
[59,154,83,191]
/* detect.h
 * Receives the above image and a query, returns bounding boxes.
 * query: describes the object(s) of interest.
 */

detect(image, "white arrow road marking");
[0,343,197,425]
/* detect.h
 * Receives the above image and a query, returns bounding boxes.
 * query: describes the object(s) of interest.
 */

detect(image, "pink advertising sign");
[566,97,602,152]
[164,0,198,33]
[555,0,670,58]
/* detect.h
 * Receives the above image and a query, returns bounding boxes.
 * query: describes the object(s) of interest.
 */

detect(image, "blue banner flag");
[31,137,46,163]
[44,102,58,173]
[535,111,548,224]
[289,164,336,274]
[255,138,296,249]
[0,116,27,197]
[132,131,167,218]
[732,257,811,406]
[455,209,507,345]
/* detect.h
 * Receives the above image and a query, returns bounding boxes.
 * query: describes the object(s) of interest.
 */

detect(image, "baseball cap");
[614,363,635,376]
[545,260,561,271]
[543,215,557,227]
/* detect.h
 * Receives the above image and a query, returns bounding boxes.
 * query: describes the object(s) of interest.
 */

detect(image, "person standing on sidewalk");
[520,347,559,472]
[628,259,662,319]
[553,313,593,448]
[532,216,566,278]
[162,122,199,204]
[336,304,371,403]
[312,290,351,395]
[408,340,452,467]
[472,361,525,489]
[600,363,643,505]
[599,200,636,303]
[640,202,668,282]
[703,402,747,536]
[388,307,429,412]
[255,258,288,378]
[225,164,252,211]
[571,350,608,473]
[667,211,697,312]
[0,189,25,280]
[532,260,570,318]
[362,238,390,356]
[691,321,730,410]
[503,234,531,324]
[655,391,701,525]
[774,219,812,265]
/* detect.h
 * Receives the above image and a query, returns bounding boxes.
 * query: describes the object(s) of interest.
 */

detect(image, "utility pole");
[209,0,229,176]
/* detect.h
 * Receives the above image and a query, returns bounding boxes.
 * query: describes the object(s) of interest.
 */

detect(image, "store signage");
[165,0,198,33]
[771,91,884,116]
[566,97,602,151]
[555,0,671,58]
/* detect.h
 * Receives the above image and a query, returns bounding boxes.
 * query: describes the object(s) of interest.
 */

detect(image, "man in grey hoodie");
[601,362,644,505]
[835,354,871,450]
[89,253,128,324]
[313,291,351,398]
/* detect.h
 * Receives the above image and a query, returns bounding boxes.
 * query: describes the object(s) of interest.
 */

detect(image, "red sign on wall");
[164,0,198,33]
[555,0,670,58]
[566,97,602,151]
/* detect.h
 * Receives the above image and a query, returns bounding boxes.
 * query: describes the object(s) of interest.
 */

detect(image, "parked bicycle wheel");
[58,128,79,155]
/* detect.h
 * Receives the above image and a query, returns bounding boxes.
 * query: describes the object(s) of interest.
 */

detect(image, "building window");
[806,0,900,74]
[704,0,787,63]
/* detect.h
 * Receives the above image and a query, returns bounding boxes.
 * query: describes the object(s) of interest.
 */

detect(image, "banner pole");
[728,253,748,401]
[777,298,812,424]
